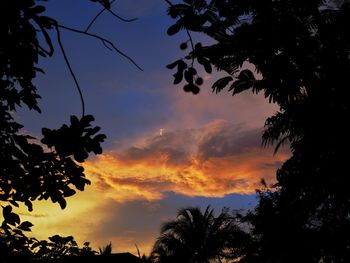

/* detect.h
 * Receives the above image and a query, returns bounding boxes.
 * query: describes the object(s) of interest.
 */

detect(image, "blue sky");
[17,0,288,254]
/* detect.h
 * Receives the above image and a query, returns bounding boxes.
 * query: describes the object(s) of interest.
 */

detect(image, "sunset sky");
[16,0,288,255]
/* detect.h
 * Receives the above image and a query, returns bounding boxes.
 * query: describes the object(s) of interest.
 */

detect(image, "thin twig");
[55,25,85,117]
[85,0,137,32]
[185,29,195,67]
[102,40,113,51]
[106,8,138,23]
[85,2,111,32]
[58,24,143,71]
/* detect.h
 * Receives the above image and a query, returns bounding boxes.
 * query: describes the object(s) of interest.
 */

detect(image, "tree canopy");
[166,0,350,262]
[150,206,250,263]
[0,0,129,258]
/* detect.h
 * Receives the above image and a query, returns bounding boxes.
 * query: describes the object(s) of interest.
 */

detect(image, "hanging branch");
[55,25,85,117]
[164,0,195,67]
[58,24,143,71]
[46,1,142,116]
[185,28,195,67]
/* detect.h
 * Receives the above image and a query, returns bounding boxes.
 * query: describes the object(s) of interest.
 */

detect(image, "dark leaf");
[184,70,194,83]
[80,114,95,126]
[228,70,255,95]
[237,69,255,81]
[203,61,212,74]
[183,83,200,94]
[25,200,33,212]
[7,212,21,226]
[3,205,12,218]
[167,23,182,36]
[57,196,67,210]
[212,76,233,93]
[229,80,252,95]
[18,221,34,231]
[31,5,46,14]
[63,188,76,197]
[183,84,192,92]
[9,200,19,207]
[173,72,184,84]
[195,77,204,85]
[187,67,197,75]
[166,60,179,69]
[180,42,188,50]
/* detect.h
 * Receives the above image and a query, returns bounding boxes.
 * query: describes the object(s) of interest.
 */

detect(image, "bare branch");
[102,40,113,51]
[106,8,138,23]
[55,25,85,117]
[85,0,137,32]
[58,24,143,71]
[85,4,109,32]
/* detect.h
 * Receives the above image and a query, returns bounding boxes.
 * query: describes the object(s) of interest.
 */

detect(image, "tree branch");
[58,24,143,71]
[85,2,112,32]
[185,29,195,67]
[55,25,85,117]
[164,0,195,67]
[106,7,138,23]
[85,0,138,33]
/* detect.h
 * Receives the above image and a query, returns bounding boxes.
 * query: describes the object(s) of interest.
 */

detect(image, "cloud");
[84,121,289,202]
[196,121,263,159]
[165,78,278,131]
[18,212,48,218]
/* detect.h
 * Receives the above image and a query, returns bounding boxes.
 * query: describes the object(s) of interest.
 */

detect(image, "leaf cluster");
[1,0,109,256]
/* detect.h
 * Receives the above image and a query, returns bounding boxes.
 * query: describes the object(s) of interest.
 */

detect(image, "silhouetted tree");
[150,206,250,263]
[99,242,112,255]
[33,235,81,260]
[79,242,97,257]
[1,0,140,259]
[166,0,350,262]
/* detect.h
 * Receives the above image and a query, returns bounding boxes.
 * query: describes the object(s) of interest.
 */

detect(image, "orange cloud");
[84,121,289,202]
[84,149,287,202]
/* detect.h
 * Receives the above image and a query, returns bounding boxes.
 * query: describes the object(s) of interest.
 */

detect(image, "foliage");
[166,0,350,262]
[0,0,113,259]
[98,242,112,255]
[32,235,96,260]
[150,206,250,263]
[0,233,96,262]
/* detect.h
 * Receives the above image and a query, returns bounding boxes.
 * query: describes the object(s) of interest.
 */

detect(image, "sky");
[15,0,288,255]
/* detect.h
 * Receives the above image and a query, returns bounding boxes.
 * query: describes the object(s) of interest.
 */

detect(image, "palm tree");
[150,206,249,263]
[99,242,112,255]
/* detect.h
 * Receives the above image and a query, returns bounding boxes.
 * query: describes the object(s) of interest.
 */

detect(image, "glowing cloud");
[84,121,289,202]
